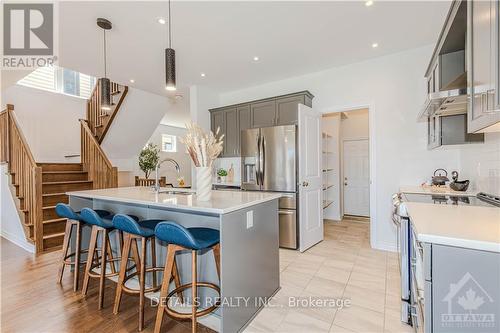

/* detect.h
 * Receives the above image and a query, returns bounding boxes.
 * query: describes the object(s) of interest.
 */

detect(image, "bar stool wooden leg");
[106,236,116,274]
[191,250,198,333]
[82,226,99,296]
[73,221,82,292]
[98,228,108,310]
[154,244,178,333]
[131,237,141,277]
[151,237,157,288]
[113,233,132,314]
[139,236,147,331]
[57,220,73,284]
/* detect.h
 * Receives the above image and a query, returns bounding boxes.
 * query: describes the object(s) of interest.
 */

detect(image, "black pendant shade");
[165,48,176,91]
[97,18,112,111]
[100,77,111,110]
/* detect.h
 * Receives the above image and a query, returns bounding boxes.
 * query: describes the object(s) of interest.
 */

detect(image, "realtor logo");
[3,3,53,55]
[2,3,57,69]
[441,272,495,330]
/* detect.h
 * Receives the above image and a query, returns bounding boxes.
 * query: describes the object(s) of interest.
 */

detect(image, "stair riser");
[42,182,92,194]
[40,164,83,172]
[43,221,67,236]
[42,172,88,182]
[43,207,58,220]
[43,235,64,250]
[43,194,68,206]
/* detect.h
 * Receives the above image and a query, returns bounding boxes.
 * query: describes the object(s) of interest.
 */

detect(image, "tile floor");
[244,218,413,333]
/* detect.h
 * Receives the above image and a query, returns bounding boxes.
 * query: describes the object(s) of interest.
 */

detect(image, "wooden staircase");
[1,80,126,253]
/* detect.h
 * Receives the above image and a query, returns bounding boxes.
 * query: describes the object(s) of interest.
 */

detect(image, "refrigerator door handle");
[261,136,266,185]
[256,134,261,185]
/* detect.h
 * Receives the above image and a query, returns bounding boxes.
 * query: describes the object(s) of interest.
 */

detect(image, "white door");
[298,104,323,252]
[343,139,370,217]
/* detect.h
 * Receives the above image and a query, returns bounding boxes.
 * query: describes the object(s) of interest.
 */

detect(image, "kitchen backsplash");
[213,157,241,185]
[459,132,500,194]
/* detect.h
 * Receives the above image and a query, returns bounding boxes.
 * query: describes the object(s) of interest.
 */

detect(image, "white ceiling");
[58,1,450,98]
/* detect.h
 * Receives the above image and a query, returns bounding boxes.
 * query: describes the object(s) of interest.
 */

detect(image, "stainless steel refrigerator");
[241,125,298,249]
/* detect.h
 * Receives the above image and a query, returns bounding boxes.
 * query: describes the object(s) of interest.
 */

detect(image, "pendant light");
[97,18,112,111]
[165,0,176,91]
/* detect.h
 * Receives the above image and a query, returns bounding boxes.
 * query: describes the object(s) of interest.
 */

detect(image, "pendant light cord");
[103,29,107,78]
[168,0,172,48]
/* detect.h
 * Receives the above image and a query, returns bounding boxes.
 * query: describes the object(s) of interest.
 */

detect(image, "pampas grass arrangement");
[180,122,224,167]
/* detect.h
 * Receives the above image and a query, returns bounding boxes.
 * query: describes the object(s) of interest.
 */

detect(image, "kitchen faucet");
[153,158,180,192]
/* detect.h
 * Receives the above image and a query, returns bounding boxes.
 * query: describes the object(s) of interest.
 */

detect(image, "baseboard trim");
[374,240,397,253]
[0,230,35,253]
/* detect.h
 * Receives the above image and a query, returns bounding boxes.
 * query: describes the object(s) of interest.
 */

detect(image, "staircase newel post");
[6,104,14,170]
[33,166,44,253]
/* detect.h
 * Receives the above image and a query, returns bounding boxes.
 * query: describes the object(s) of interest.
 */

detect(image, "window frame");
[161,134,177,153]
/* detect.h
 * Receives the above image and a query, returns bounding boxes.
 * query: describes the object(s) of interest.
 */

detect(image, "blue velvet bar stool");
[153,222,221,333]
[79,208,138,310]
[111,214,183,331]
[55,203,112,292]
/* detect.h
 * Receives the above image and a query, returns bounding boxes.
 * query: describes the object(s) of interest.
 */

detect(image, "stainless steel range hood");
[419,87,468,121]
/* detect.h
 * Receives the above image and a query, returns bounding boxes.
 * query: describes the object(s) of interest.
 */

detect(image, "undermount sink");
[157,189,193,195]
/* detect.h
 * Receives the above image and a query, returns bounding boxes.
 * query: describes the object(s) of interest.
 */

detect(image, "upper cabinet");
[251,100,277,128]
[467,0,500,132]
[209,91,313,157]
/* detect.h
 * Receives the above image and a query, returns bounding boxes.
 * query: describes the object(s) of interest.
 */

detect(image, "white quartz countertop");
[400,185,477,196]
[404,202,500,253]
[67,187,281,215]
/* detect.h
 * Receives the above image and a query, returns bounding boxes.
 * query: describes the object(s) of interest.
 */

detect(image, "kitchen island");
[67,187,282,333]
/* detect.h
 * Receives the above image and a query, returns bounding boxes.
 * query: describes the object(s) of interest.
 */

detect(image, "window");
[17,66,96,99]
[161,134,177,152]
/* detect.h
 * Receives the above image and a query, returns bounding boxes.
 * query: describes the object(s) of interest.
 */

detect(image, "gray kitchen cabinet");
[467,0,500,132]
[211,110,226,156]
[224,107,239,157]
[209,91,314,156]
[430,244,500,333]
[276,95,302,125]
[238,105,251,131]
[427,115,441,149]
[251,100,277,128]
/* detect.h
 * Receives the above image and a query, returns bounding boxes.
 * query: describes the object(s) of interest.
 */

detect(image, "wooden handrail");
[1,104,43,252]
[80,119,117,189]
[86,80,128,144]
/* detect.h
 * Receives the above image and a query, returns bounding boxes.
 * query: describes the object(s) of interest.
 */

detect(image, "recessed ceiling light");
[253,56,259,61]
[200,73,206,77]
[372,43,379,48]
[129,79,135,83]
[158,18,166,25]
[365,0,374,7]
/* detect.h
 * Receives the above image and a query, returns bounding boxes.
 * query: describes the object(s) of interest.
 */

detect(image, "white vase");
[196,166,212,201]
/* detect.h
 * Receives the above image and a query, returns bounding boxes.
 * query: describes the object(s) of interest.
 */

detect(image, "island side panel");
[219,198,280,333]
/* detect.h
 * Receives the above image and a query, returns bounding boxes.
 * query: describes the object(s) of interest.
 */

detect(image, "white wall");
[218,45,463,251]
[458,133,500,194]
[340,108,369,141]
[1,85,86,162]
[117,124,192,187]
[101,87,172,163]
[0,164,35,253]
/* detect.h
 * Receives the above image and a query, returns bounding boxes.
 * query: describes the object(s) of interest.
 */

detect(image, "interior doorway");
[321,108,370,221]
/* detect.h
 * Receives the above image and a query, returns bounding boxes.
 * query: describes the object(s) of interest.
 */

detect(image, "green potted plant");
[138,143,160,179]
[217,168,228,183]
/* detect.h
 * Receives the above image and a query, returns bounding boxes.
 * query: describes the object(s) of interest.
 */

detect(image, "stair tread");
[43,232,65,240]
[38,163,82,165]
[42,180,92,185]
[42,205,57,210]
[42,192,67,197]
[42,171,87,174]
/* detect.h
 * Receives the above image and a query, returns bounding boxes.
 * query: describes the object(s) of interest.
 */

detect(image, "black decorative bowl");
[450,180,470,192]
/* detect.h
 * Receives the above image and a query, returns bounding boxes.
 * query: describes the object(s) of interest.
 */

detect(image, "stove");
[402,192,500,208]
